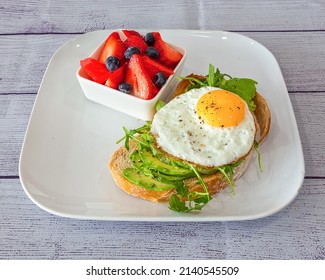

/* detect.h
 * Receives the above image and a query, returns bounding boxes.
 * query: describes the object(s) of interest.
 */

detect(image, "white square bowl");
[76,30,187,120]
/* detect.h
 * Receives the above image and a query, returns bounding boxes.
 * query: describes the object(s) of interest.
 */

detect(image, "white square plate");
[19,30,305,221]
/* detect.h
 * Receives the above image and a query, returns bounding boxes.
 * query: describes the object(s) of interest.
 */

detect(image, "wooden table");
[1,0,324,259]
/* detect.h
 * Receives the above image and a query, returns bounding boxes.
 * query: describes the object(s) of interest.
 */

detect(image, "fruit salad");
[80,30,184,100]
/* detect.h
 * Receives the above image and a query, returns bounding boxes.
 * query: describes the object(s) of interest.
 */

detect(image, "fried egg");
[150,86,256,167]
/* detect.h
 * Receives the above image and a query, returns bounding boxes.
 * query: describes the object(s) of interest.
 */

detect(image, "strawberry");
[152,32,183,67]
[152,31,162,41]
[141,56,174,79]
[124,62,138,94]
[80,58,109,84]
[105,64,126,89]
[99,32,126,63]
[124,35,148,54]
[127,54,159,100]
[122,29,142,38]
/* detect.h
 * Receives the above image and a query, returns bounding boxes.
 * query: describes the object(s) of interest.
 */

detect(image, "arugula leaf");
[178,64,257,111]
[217,161,242,194]
[222,78,257,111]
[177,76,207,88]
[168,164,212,212]
[116,121,158,155]
[217,167,235,194]
[169,194,189,212]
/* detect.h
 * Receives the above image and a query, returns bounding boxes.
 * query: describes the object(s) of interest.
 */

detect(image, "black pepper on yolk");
[196,90,245,128]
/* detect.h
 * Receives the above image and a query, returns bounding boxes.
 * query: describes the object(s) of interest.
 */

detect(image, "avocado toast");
[109,66,271,212]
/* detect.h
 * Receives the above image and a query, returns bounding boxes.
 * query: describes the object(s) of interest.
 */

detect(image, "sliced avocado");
[152,172,190,182]
[190,165,218,175]
[129,150,144,170]
[157,152,218,175]
[129,150,191,181]
[123,168,176,191]
[139,148,194,178]
[131,147,218,178]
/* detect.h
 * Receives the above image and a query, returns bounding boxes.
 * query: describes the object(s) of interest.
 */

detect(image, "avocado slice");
[139,148,194,178]
[155,150,218,175]
[129,150,190,182]
[123,168,176,191]
[129,150,144,170]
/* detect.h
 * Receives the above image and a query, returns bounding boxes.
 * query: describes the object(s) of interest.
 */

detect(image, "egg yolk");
[196,90,245,127]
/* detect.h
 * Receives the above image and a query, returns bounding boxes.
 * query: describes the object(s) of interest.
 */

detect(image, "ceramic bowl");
[76,30,187,120]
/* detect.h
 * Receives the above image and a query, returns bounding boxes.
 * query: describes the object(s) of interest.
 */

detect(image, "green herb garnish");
[178,64,257,111]
[217,161,242,194]
[116,121,158,155]
[169,164,212,212]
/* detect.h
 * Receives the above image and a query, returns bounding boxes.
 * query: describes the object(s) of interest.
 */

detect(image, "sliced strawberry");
[142,56,174,79]
[152,32,183,67]
[122,29,142,38]
[99,32,126,63]
[105,64,125,89]
[128,54,159,100]
[80,58,109,84]
[124,62,138,95]
[124,35,148,54]
[152,31,162,41]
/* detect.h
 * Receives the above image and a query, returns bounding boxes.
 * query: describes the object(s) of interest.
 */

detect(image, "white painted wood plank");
[0,93,324,177]
[0,178,324,259]
[0,32,324,94]
[0,94,35,176]
[0,34,74,94]
[290,92,325,176]
[1,0,324,33]
[243,31,325,92]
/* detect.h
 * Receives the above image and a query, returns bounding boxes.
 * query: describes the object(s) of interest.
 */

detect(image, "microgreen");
[168,164,212,212]
[222,78,257,111]
[215,161,240,194]
[217,167,235,194]
[254,140,263,172]
[116,121,158,155]
[178,64,257,111]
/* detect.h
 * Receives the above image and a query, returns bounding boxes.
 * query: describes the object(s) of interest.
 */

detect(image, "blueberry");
[105,56,120,72]
[153,72,167,88]
[146,47,159,58]
[144,32,155,46]
[124,47,140,59]
[118,82,132,94]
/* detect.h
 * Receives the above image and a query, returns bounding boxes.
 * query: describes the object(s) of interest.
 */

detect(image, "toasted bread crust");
[109,76,271,202]
[253,93,271,144]
[109,140,174,202]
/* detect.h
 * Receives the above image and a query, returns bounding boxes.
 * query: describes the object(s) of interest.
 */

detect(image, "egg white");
[150,86,256,167]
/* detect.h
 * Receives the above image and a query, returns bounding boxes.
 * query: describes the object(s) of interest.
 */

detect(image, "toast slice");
[109,76,271,202]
